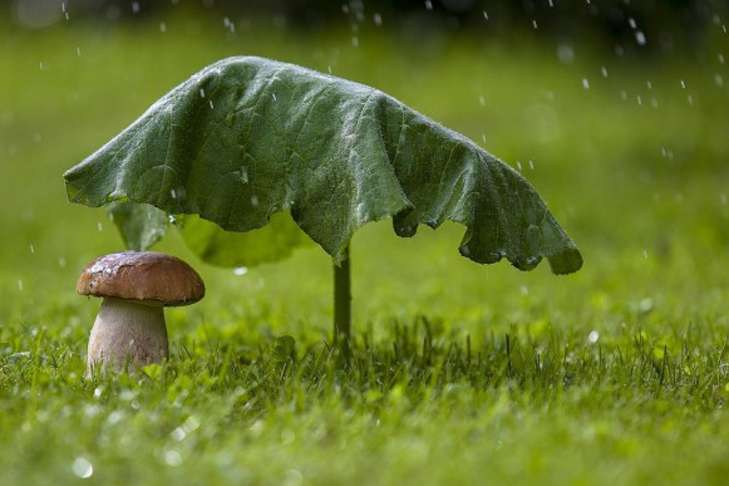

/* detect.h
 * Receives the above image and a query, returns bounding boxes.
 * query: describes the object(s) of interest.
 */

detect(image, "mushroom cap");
[77,251,205,306]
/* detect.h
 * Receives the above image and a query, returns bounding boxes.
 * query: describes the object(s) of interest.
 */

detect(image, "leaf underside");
[64,56,582,274]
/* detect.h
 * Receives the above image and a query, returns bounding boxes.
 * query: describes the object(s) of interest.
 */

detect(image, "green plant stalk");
[333,245,351,346]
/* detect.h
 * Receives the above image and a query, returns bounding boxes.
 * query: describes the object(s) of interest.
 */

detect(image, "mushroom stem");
[87,297,168,373]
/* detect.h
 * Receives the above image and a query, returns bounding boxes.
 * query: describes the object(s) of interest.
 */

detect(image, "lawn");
[1,13,729,485]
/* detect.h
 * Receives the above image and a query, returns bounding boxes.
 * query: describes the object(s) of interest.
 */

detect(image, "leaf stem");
[333,245,351,354]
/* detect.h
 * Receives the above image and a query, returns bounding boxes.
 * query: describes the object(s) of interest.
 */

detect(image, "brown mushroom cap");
[77,251,205,306]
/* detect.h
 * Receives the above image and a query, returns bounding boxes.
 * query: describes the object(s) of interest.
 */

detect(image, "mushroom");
[77,251,204,373]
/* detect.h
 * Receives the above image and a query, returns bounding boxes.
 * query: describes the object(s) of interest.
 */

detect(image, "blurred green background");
[1,1,729,484]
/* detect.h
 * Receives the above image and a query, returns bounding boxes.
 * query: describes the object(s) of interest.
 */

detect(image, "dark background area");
[7,0,728,56]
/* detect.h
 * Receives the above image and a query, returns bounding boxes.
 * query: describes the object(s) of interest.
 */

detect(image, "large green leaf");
[108,201,167,251]
[64,56,582,274]
[107,201,311,267]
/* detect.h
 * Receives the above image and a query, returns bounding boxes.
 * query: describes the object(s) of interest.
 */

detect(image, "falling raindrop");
[29,243,35,254]
[373,13,382,26]
[160,22,167,33]
[76,47,81,57]
[719,53,726,64]
[714,74,724,87]
[478,95,485,106]
[352,36,359,47]
[588,330,600,344]
[131,2,140,14]
[59,257,66,268]
[209,99,215,109]
[557,44,575,64]
[532,19,538,29]
[424,0,433,10]
[233,267,248,276]
[17,280,23,292]
[635,31,647,46]
[72,457,93,479]
[628,17,637,29]
[581,78,590,90]
[680,80,687,89]
[97,222,103,232]
[199,88,206,98]
[600,66,608,77]
[482,10,489,21]
[164,450,183,467]
[251,195,259,207]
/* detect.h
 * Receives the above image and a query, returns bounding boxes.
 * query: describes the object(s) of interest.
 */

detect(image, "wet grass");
[1,14,729,485]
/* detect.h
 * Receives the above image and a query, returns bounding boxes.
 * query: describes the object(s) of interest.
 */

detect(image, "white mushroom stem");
[87,297,168,372]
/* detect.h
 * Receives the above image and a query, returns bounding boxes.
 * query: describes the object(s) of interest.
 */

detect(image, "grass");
[2,12,729,485]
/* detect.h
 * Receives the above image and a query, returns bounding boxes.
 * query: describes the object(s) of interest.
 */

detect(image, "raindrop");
[636,95,642,105]
[557,44,575,64]
[687,94,694,105]
[478,95,485,106]
[620,90,628,100]
[352,36,359,47]
[482,10,489,21]
[59,257,66,268]
[628,17,637,29]
[424,0,433,10]
[715,74,724,87]
[72,457,93,479]
[528,160,535,170]
[680,80,686,89]
[600,66,608,77]
[17,280,23,292]
[532,19,538,29]
[516,161,523,171]
[160,22,167,33]
[209,99,214,110]
[635,31,647,46]
[719,53,726,64]
[131,2,140,14]
[720,194,727,205]
[272,93,277,102]
[97,222,103,232]
[251,195,259,207]
[588,330,600,344]
[373,13,382,26]
[171,427,186,442]
[233,267,248,276]
[650,97,658,108]
[76,47,81,57]
[643,249,649,259]
[547,0,554,6]
[199,88,206,98]
[164,450,183,467]
[646,80,653,90]
[168,214,177,224]
[29,243,35,254]
[581,78,590,90]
